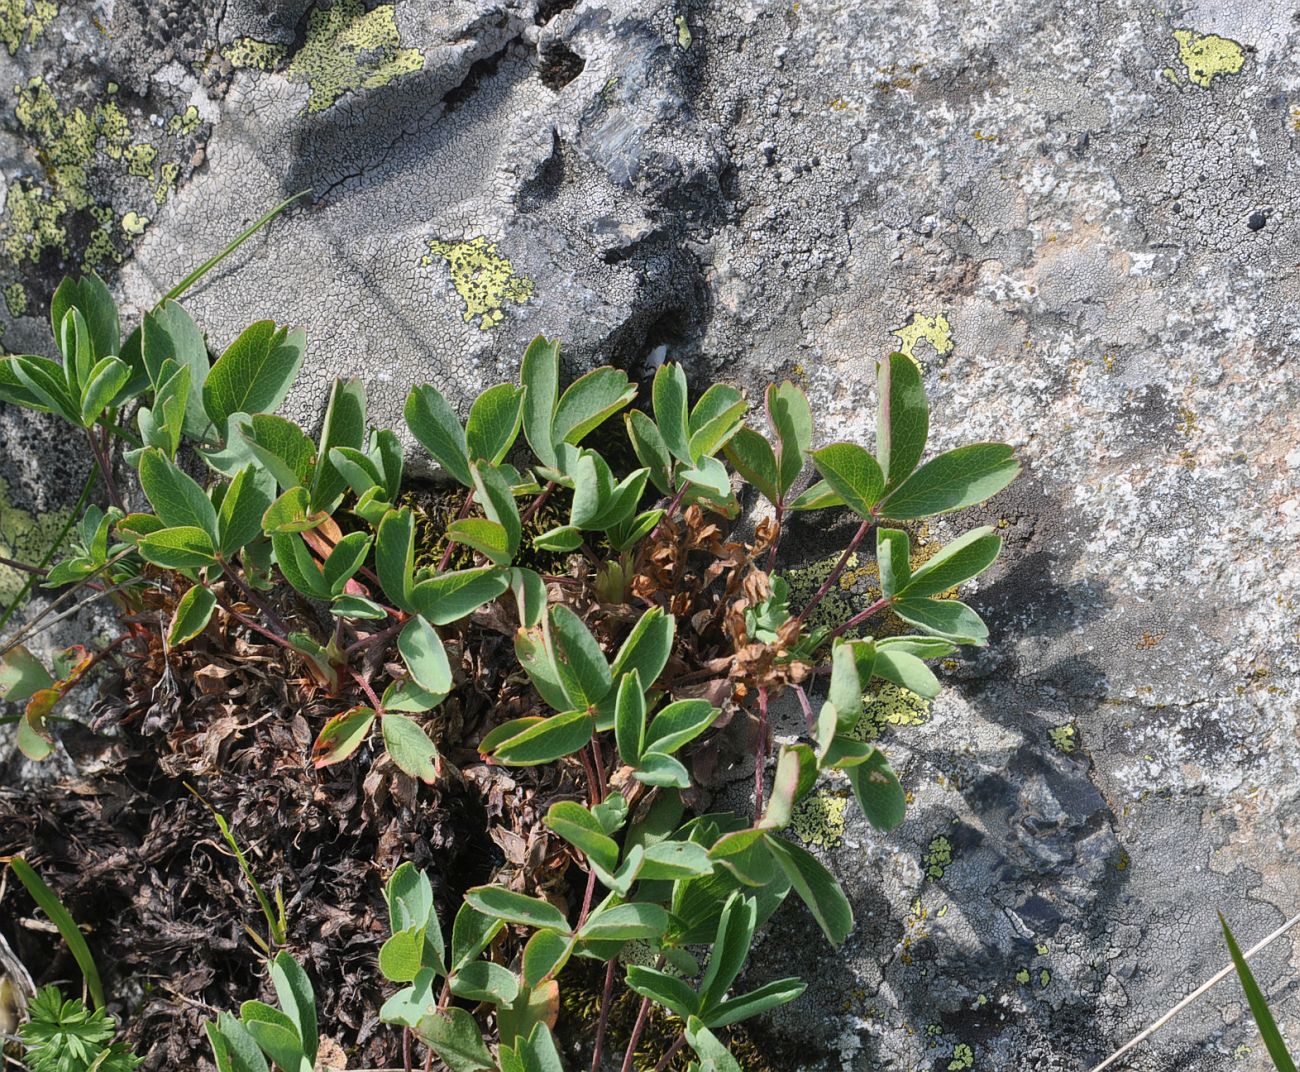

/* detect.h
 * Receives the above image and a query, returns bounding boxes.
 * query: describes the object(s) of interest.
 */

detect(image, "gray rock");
[3,0,1298,1067]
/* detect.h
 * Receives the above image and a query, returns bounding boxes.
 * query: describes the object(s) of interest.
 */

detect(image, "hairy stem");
[402,1028,412,1072]
[343,616,405,659]
[764,501,784,573]
[519,480,557,525]
[794,516,873,626]
[620,994,654,1072]
[754,686,769,818]
[826,596,890,643]
[221,600,299,653]
[221,562,288,635]
[792,682,816,731]
[351,670,384,711]
[437,490,476,571]
[0,555,47,576]
[84,427,124,512]
[651,1033,687,1072]
[590,958,618,1072]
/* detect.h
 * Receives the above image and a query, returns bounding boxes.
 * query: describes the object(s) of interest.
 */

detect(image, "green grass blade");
[6,855,106,1009]
[161,191,308,305]
[187,784,287,948]
[1222,914,1299,1072]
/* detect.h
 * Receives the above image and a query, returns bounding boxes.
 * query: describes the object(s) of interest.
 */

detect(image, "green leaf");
[679,455,731,498]
[406,384,471,486]
[12,355,80,422]
[875,352,928,491]
[785,479,844,512]
[1222,915,1299,1072]
[639,840,714,880]
[845,748,906,832]
[270,952,318,1063]
[262,485,325,534]
[522,929,572,987]
[51,273,118,364]
[609,606,674,689]
[810,442,884,520]
[645,699,716,755]
[374,428,404,498]
[875,635,956,659]
[760,744,818,831]
[472,463,521,557]
[8,856,105,1009]
[218,466,273,557]
[327,446,382,495]
[399,617,453,694]
[553,367,635,445]
[138,525,219,569]
[467,383,525,464]
[579,901,669,942]
[381,713,440,783]
[491,709,594,766]
[514,628,571,713]
[169,585,217,645]
[451,960,520,1006]
[653,363,692,464]
[143,300,210,440]
[549,605,612,708]
[706,977,807,1029]
[699,894,756,1008]
[0,645,54,703]
[872,648,941,698]
[376,508,416,612]
[533,525,582,552]
[271,532,330,600]
[380,928,427,983]
[310,378,366,512]
[381,679,447,713]
[614,671,646,766]
[520,335,560,468]
[625,965,699,1019]
[0,356,52,411]
[463,886,570,932]
[78,356,130,426]
[207,1014,270,1072]
[509,568,547,629]
[451,903,504,973]
[625,409,673,494]
[243,414,316,490]
[827,641,862,733]
[723,427,780,505]
[892,598,989,645]
[765,835,853,946]
[545,801,619,876]
[767,382,812,495]
[687,385,746,463]
[632,751,691,789]
[876,527,910,600]
[203,321,305,428]
[879,443,1019,520]
[311,706,376,768]
[416,1007,496,1072]
[901,526,1001,598]
[139,448,218,538]
[322,531,371,595]
[381,968,439,1028]
[447,518,512,566]
[412,567,510,625]
[685,1017,742,1072]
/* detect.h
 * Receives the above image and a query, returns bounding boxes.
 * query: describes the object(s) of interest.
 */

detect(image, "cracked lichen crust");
[286,0,423,113]
[423,237,535,330]
[0,0,55,55]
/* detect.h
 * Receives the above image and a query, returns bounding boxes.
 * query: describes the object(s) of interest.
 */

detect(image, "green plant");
[1223,915,1297,1071]
[20,986,140,1072]
[3,255,1017,1067]
[5,854,105,1009]
[205,951,318,1072]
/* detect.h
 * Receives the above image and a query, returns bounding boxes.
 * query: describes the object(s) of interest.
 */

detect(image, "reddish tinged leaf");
[312,706,376,768]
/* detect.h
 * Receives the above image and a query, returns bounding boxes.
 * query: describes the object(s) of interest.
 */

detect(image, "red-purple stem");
[590,958,618,1072]
[827,596,891,642]
[652,1033,687,1072]
[754,686,769,817]
[794,516,874,625]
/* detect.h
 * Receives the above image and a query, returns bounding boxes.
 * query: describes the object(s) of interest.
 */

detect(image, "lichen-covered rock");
[3,0,1299,1068]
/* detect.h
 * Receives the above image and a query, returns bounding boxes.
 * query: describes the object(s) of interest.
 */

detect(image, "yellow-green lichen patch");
[1172,29,1245,89]
[0,475,72,604]
[923,835,952,880]
[121,211,148,236]
[1049,723,1077,753]
[3,282,28,317]
[84,204,123,269]
[155,162,181,205]
[224,37,288,72]
[791,791,848,848]
[2,182,68,266]
[948,1043,974,1070]
[423,237,535,329]
[287,0,423,114]
[166,105,201,137]
[892,312,953,364]
[0,0,55,55]
[123,142,157,179]
[674,14,692,50]
[852,682,931,742]
[1014,967,1030,985]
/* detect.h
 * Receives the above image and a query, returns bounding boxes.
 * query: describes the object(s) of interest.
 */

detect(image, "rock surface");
[3,0,1299,1068]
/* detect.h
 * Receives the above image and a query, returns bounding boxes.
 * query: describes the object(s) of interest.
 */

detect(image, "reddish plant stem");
[221,600,299,653]
[764,502,784,573]
[792,682,816,732]
[591,734,608,798]
[221,562,288,635]
[753,686,769,818]
[620,994,654,1072]
[580,744,603,805]
[0,554,46,576]
[437,490,476,571]
[577,867,599,931]
[794,516,874,626]
[351,670,384,710]
[589,958,618,1072]
[652,1033,687,1072]
[519,480,557,525]
[343,616,405,658]
[402,1027,412,1072]
[84,427,124,511]
[827,596,890,643]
